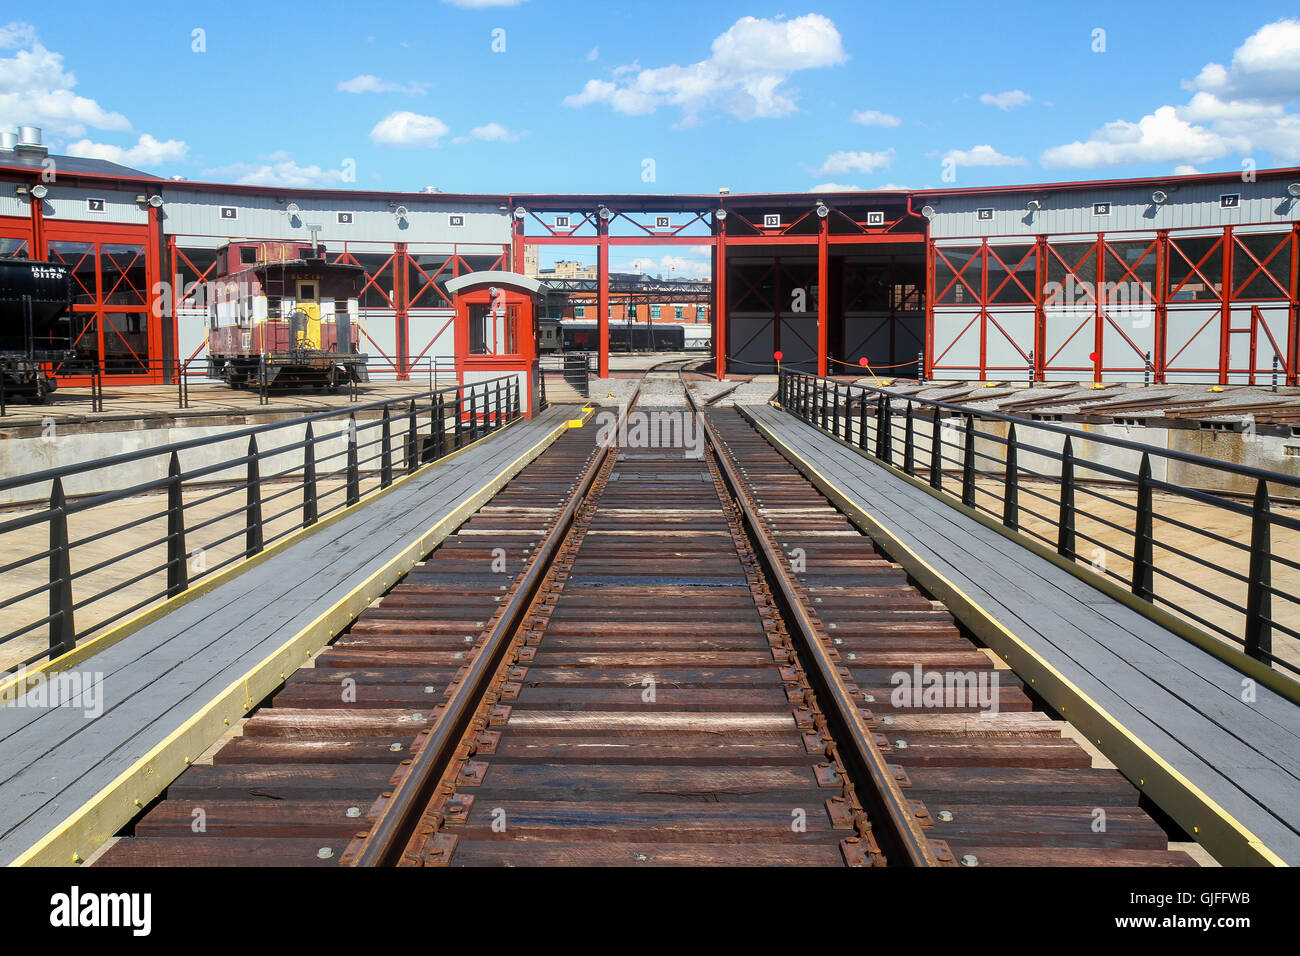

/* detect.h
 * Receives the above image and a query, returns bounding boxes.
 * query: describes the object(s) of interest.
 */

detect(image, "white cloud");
[942,144,1027,167]
[1172,164,1203,175]
[1044,19,1300,167]
[586,46,599,61]
[979,90,1031,110]
[1041,105,1237,167]
[850,108,900,127]
[66,133,188,167]
[809,182,863,191]
[815,149,894,176]
[369,110,450,147]
[0,23,129,137]
[452,121,527,144]
[337,74,430,95]
[1184,18,1300,103]
[203,153,351,187]
[615,254,710,280]
[564,14,847,123]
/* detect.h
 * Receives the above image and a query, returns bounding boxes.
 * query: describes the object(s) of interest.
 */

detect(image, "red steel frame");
[930,221,1300,385]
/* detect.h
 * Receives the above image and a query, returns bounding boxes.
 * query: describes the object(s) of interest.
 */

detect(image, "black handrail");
[777,369,1300,677]
[0,374,523,673]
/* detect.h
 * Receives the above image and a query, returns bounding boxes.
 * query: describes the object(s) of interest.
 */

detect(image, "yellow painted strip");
[0,413,541,705]
[745,408,1287,868]
[9,412,574,867]
[568,406,595,428]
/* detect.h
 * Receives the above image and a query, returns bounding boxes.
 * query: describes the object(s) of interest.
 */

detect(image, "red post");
[1288,222,1299,386]
[817,213,829,377]
[597,217,610,379]
[924,237,935,380]
[979,238,989,381]
[395,242,409,381]
[1094,233,1105,383]
[1033,235,1047,381]
[1220,225,1233,385]
[1155,231,1169,385]
[715,222,727,379]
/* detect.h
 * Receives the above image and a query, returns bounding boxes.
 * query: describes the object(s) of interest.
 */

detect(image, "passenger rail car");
[0,258,73,401]
[206,241,368,389]
[561,321,686,353]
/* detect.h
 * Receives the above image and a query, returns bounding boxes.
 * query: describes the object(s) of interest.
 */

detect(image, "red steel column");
[979,239,989,381]
[715,221,727,379]
[511,214,525,274]
[1155,230,1169,384]
[1288,222,1299,386]
[1094,233,1105,383]
[924,237,935,380]
[597,217,610,379]
[1220,225,1233,385]
[147,201,164,382]
[394,243,410,380]
[817,214,829,377]
[1033,235,1047,381]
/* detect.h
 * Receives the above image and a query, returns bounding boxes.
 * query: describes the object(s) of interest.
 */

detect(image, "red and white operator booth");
[445,271,543,418]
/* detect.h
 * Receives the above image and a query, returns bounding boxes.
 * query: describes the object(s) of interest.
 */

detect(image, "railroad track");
[96,364,1196,867]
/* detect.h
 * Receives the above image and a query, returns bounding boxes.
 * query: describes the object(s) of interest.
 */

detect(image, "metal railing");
[778,369,1300,677]
[0,355,460,417]
[0,374,523,673]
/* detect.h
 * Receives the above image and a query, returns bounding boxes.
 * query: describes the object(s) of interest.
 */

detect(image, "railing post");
[454,391,464,449]
[166,451,189,597]
[48,477,75,655]
[470,387,479,442]
[962,414,976,507]
[874,395,885,459]
[858,392,869,451]
[1130,452,1153,600]
[1244,478,1273,662]
[903,402,915,475]
[1003,424,1019,530]
[380,405,393,488]
[434,394,445,459]
[1057,437,1075,559]
[246,436,264,557]
[880,395,893,465]
[303,422,318,527]
[495,380,503,430]
[346,414,360,506]
[929,409,942,491]
[406,399,418,472]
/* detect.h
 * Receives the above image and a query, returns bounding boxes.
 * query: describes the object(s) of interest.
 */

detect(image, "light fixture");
[718,186,730,195]
[148,195,164,209]
[597,205,613,221]
[1026,198,1042,212]
[715,208,728,221]
[513,206,527,220]
[1151,189,1168,205]
[286,202,301,217]
[920,204,936,220]
[815,202,829,218]
[394,205,409,220]
[30,183,47,199]
[1288,183,1300,198]
[14,185,28,197]
[135,194,147,204]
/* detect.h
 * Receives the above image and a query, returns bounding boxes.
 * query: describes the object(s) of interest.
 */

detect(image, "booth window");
[469,302,519,355]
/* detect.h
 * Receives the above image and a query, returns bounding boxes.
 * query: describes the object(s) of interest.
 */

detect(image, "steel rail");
[683,370,945,867]
[344,366,667,866]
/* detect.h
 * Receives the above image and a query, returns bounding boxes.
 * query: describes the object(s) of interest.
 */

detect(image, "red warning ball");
[773,350,784,361]
[859,357,869,366]
[1088,351,1099,362]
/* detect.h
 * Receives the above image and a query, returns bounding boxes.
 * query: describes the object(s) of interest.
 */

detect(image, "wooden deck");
[742,403,1300,867]
[0,405,583,866]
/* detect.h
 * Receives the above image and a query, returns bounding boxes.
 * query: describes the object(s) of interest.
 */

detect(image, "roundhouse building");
[1,127,1296,386]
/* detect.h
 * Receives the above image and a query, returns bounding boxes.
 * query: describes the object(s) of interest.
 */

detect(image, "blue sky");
[3,1,1299,199]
